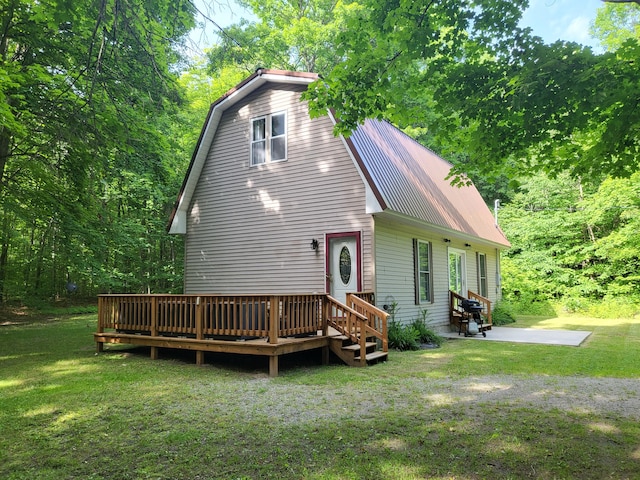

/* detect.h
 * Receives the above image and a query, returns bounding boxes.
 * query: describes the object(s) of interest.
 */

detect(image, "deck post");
[269,355,278,377]
[150,296,158,360]
[196,296,204,365]
[269,296,279,344]
[321,295,329,337]
[96,296,104,353]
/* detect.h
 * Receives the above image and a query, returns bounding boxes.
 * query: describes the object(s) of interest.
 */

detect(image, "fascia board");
[376,210,511,249]
[327,110,386,214]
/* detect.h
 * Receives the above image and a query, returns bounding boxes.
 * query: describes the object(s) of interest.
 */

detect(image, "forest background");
[1,0,638,317]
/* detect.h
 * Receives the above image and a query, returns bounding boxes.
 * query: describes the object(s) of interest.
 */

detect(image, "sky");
[519,0,603,48]
[190,0,605,54]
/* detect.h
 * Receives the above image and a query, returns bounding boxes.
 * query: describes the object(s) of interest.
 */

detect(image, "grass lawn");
[1,311,639,479]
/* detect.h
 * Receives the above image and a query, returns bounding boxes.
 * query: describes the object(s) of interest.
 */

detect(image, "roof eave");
[376,210,511,249]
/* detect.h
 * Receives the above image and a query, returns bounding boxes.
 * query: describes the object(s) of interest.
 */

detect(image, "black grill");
[461,299,482,314]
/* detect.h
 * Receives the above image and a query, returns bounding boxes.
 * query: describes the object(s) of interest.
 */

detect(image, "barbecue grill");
[460,299,486,337]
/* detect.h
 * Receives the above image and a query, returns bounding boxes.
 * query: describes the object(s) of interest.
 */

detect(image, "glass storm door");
[328,235,359,304]
[448,249,467,296]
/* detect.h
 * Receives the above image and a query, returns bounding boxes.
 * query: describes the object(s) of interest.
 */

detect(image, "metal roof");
[347,119,510,247]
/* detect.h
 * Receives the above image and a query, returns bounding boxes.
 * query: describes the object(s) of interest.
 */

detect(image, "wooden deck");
[95,293,388,376]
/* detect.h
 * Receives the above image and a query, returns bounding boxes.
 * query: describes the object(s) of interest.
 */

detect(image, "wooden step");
[341,342,377,352]
[355,351,388,363]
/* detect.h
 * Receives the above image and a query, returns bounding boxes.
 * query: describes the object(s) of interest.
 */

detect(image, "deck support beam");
[321,345,329,366]
[269,356,278,377]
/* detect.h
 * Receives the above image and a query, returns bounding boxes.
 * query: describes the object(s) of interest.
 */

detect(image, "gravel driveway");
[219,374,640,423]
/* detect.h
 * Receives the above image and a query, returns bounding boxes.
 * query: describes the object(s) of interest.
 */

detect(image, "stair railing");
[467,290,492,325]
[346,293,388,353]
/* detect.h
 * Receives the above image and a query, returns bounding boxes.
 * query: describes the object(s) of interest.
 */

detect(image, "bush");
[409,318,443,346]
[570,296,640,319]
[388,320,420,351]
[388,315,444,351]
[491,301,517,326]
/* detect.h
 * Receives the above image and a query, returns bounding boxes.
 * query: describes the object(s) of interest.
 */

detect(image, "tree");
[206,0,354,76]
[500,171,640,308]
[303,1,640,183]
[592,2,640,51]
[303,0,530,131]
[0,0,196,299]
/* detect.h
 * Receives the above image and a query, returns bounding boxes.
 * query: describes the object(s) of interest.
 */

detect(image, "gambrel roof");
[168,69,509,248]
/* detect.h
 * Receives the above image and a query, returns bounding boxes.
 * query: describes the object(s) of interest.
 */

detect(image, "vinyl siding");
[184,84,373,294]
[373,217,502,329]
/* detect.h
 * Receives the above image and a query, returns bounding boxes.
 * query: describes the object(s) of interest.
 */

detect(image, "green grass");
[1,312,640,479]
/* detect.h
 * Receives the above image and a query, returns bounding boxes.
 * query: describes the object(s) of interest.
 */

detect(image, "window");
[448,249,466,296]
[414,239,432,304]
[477,252,488,297]
[251,112,287,166]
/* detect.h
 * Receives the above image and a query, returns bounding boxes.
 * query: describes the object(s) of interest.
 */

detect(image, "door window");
[339,246,351,285]
[448,249,466,296]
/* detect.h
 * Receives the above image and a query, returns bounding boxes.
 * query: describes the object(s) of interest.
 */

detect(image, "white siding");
[184,84,373,294]
[373,217,502,329]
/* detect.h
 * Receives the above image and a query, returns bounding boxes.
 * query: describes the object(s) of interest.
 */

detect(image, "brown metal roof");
[348,119,510,247]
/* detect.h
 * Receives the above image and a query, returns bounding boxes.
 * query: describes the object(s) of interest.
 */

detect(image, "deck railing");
[98,294,326,343]
[449,290,493,327]
[346,293,388,353]
[466,290,492,325]
[324,294,388,366]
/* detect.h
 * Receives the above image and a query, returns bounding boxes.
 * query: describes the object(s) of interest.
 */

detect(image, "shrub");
[491,301,517,326]
[409,318,443,346]
[388,320,420,351]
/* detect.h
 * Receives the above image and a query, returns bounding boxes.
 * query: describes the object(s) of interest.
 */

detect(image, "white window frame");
[477,252,488,297]
[250,111,287,166]
[414,239,433,304]
[448,248,467,296]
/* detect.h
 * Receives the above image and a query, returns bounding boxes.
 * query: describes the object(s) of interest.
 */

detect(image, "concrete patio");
[442,326,591,347]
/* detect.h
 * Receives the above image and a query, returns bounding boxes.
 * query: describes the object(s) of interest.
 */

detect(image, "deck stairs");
[326,294,389,367]
[328,333,388,367]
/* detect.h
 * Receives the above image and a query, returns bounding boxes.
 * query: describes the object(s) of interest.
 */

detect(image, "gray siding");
[373,217,502,329]
[184,84,373,294]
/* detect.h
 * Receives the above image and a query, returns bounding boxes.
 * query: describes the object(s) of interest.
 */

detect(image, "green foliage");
[500,171,640,314]
[304,0,529,133]
[387,319,420,351]
[302,2,640,183]
[490,301,516,326]
[591,2,640,52]
[207,0,349,76]
[388,310,443,350]
[0,0,196,300]
[408,317,443,346]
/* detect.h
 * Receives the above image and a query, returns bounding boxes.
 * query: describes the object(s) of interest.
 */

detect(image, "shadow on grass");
[3,390,639,479]
[101,344,343,377]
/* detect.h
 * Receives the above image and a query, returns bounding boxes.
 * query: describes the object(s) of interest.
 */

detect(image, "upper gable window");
[251,112,287,166]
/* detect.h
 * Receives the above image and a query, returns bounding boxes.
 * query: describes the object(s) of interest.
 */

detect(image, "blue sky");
[190,0,604,52]
[520,0,603,48]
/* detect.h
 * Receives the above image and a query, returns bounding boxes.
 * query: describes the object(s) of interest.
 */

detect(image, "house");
[167,69,510,331]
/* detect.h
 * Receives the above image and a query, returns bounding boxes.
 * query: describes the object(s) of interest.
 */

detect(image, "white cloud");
[564,16,592,44]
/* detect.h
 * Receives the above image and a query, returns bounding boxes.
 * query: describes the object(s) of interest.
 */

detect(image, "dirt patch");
[0,306,40,326]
